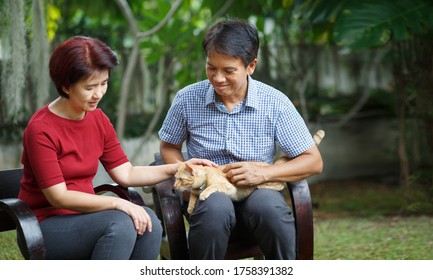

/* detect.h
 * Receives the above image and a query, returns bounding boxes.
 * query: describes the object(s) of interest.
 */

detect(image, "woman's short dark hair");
[49,36,119,98]
[202,18,259,67]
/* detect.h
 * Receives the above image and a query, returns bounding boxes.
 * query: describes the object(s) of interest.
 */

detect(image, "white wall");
[309,119,399,183]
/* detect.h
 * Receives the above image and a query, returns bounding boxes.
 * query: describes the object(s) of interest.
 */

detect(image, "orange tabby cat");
[174,130,325,214]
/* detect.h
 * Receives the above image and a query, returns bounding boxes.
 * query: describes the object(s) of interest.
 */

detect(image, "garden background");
[1,0,433,260]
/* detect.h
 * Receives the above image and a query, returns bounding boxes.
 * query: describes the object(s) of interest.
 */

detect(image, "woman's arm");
[224,145,323,187]
[108,161,178,187]
[42,183,152,235]
[108,158,217,188]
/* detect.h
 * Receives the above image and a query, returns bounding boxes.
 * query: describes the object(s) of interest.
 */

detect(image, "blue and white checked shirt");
[159,76,314,165]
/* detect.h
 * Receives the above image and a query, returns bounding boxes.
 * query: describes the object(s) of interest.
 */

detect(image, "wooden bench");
[149,153,314,260]
[0,168,146,260]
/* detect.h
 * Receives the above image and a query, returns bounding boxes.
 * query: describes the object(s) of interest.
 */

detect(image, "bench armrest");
[287,180,314,260]
[0,198,46,260]
[94,184,145,206]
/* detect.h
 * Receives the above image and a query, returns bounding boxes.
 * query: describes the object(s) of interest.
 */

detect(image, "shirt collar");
[245,76,259,109]
[205,76,260,109]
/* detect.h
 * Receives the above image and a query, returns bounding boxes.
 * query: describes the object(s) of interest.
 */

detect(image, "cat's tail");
[274,129,325,164]
[313,129,325,145]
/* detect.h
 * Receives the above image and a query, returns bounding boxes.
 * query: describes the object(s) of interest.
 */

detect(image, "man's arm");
[160,140,184,164]
[224,145,323,187]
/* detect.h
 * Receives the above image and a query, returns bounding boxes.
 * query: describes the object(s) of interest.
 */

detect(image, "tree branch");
[113,0,183,140]
[336,46,390,127]
[137,0,183,38]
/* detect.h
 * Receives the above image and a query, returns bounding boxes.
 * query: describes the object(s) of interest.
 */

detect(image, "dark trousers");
[187,189,296,260]
[38,207,162,259]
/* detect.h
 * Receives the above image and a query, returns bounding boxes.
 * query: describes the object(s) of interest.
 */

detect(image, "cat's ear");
[176,160,185,171]
[184,162,195,173]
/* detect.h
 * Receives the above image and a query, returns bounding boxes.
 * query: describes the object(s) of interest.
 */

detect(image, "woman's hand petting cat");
[185,158,218,167]
[223,162,268,187]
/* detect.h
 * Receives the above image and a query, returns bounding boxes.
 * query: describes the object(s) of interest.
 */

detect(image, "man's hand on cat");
[223,162,267,187]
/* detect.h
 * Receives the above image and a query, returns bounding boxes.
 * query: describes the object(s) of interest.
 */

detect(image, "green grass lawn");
[314,216,433,259]
[1,176,432,260]
[0,231,23,260]
[310,177,433,259]
[2,215,432,260]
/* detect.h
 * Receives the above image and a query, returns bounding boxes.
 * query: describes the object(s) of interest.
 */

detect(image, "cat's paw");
[199,188,216,200]
[188,194,198,214]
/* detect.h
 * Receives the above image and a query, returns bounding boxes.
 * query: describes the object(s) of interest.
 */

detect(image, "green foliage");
[5,0,411,139]
[334,0,433,49]
[296,0,433,49]
[293,0,346,44]
[0,0,27,122]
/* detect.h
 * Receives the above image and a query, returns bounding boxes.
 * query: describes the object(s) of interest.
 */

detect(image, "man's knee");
[244,189,294,225]
[190,192,235,232]
[195,192,234,217]
[241,190,296,259]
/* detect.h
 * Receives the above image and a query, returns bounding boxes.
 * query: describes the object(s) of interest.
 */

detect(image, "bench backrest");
[0,168,23,199]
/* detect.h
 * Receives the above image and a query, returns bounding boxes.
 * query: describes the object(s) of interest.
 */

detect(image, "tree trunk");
[393,43,410,209]
[113,0,184,140]
[410,40,433,188]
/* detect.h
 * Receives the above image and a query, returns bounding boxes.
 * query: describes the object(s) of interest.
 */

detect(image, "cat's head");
[174,162,207,191]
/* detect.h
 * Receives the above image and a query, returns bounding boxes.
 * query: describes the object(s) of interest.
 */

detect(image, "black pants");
[36,208,162,259]
[187,189,296,260]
